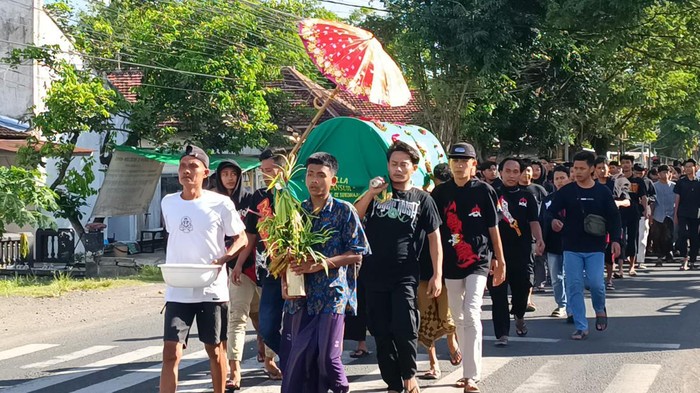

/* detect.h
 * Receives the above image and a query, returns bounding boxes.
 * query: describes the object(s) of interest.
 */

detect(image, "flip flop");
[596,308,608,331]
[571,330,589,340]
[629,271,638,276]
[419,369,441,380]
[456,378,468,388]
[226,379,240,391]
[464,378,481,392]
[349,349,370,358]
[450,349,463,366]
[265,369,283,381]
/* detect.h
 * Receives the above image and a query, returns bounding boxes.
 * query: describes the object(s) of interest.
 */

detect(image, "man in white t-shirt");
[159,145,248,393]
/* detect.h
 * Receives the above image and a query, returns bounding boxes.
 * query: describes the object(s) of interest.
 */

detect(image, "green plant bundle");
[257,155,333,279]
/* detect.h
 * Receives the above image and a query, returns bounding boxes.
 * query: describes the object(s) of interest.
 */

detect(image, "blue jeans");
[563,251,606,331]
[547,253,567,311]
[259,275,284,354]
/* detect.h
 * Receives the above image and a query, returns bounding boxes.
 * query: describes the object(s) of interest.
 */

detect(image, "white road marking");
[603,364,661,393]
[347,354,430,392]
[483,335,561,343]
[21,345,116,369]
[615,342,681,349]
[0,344,59,362]
[70,350,208,393]
[435,356,512,389]
[2,345,163,393]
[512,360,564,393]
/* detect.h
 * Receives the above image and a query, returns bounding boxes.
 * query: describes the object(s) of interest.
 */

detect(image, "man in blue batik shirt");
[280,152,370,393]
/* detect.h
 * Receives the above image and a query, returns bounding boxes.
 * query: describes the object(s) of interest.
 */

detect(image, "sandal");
[596,308,608,331]
[419,368,441,380]
[464,378,481,392]
[456,378,468,388]
[350,349,371,358]
[628,270,637,276]
[450,349,463,366]
[265,369,283,381]
[613,272,623,279]
[571,329,589,340]
[515,318,528,337]
[226,379,240,391]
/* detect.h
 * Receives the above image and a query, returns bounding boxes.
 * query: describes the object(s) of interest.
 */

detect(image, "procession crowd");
[158,142,700,393]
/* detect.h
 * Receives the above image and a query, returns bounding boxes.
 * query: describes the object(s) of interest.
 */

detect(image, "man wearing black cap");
[431,142,506,392]
[160,145,248,393]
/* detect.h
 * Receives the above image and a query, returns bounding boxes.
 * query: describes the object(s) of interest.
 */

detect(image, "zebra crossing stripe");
[69,349,208,393]
[436,356,512,389]
[512,360,565,393]
[21,345,116,369]
[0,344,59,362]
[603,364,662,393]
[2,345,163,393]
[346,354,430,392]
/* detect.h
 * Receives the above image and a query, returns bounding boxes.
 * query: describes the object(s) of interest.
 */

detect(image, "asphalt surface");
[2,261,700,392]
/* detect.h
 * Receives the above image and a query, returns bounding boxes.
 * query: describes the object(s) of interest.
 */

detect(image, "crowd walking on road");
[158,143,700,393]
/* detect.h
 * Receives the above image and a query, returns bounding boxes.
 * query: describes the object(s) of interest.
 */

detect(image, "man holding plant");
[280,152,370,393]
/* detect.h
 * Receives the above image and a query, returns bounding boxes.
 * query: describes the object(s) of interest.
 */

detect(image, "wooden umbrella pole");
[290,86,341,157]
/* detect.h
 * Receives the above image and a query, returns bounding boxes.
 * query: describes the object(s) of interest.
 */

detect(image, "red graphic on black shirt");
[445,201,480,268]
[469,205,482,218]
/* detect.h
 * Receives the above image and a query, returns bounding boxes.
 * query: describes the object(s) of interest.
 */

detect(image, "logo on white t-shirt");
[179,216,194,233]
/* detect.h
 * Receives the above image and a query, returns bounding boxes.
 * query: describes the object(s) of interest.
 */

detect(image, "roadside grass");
[0,265,164,298]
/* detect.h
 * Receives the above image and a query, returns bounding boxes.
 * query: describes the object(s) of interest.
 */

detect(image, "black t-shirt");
[522,183,548,212]
[644,177,656,205]
[674,177,700,219]
[362,188,441,288]
[620,176,647,224]
[497,186,539,264]
[488,178,504,190]
[547,182,622,253]
[431,179,498,280]
[541,192,563,255]
[245,188,275,272]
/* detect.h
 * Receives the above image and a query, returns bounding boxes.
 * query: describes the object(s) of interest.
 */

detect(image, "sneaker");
[606,281,615,291]
[566,315,574,324]
[550,307,565,317]
[495,336,509,347]
[526,303,537,312]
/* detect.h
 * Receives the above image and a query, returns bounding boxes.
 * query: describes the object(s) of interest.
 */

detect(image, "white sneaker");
[550,307,565,317]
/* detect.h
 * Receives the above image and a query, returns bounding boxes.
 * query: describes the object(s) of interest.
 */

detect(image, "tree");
[64,0,336,152]
[0,166,58,238]
[5,46,123,239]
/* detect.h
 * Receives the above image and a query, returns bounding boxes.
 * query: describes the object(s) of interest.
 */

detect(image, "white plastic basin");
[158,264,222,288]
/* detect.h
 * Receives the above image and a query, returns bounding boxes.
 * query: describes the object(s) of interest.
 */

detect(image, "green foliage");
[4,46,121,229]
[0,167,58,238]
[67,0,336,152]
[364,0,700,157]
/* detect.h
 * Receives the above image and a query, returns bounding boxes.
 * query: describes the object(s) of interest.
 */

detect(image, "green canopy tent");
[114,145,261,172]
[291,117,448,203]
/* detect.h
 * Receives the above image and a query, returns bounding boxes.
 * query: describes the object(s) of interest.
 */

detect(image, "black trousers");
[488,253,532,339]
[366,281,419,391]
[625,219,640,259]
[678,217,700,262]
[649,218,674,258]
[344,278,367,342]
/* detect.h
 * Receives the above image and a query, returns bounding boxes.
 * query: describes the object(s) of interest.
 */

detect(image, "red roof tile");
[0,126,28,139]
[106,70,143,103]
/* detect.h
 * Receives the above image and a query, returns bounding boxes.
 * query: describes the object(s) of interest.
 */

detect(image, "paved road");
[2,263,700,392]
